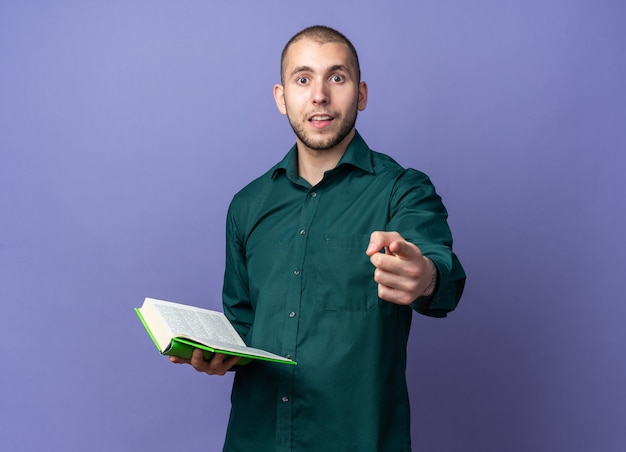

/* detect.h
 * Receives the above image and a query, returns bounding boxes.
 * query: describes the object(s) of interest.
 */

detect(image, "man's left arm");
[366,170,466,317]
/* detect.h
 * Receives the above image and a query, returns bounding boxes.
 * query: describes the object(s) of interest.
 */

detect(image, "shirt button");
[299,229,306,235]
[289,311,296,318]
[285,354,291,360]
[293,270,300,276]
[282,396,289,403]
[310,192,317,198]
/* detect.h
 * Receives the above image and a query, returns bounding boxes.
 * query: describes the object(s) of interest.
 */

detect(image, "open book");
[135,297,295,365]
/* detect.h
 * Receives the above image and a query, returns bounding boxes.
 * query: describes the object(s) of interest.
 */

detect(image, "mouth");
[308,114,334,122]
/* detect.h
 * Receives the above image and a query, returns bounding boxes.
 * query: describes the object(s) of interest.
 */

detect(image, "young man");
[172,25,466,451]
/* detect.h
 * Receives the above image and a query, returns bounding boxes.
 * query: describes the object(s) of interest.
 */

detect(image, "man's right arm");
[169,203,253,376]
[222,202,254,340]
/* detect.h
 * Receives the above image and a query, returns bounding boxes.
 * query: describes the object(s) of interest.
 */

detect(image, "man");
[172,25,466,451]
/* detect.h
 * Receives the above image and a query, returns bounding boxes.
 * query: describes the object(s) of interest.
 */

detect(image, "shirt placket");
[275,186,321,450]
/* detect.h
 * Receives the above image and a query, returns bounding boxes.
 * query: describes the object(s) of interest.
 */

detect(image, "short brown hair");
[280,25,361,84]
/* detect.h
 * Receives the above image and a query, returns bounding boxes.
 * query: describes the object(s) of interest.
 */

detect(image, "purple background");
[1,1,625,451]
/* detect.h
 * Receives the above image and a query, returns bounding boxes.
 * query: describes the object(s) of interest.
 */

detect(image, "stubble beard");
[287,107,358,152]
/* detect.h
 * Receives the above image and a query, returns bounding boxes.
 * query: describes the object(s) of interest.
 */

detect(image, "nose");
[312,81,329,105]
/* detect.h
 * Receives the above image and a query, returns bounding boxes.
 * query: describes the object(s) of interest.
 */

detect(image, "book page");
[153,302,246,348]
[139,298,294,363]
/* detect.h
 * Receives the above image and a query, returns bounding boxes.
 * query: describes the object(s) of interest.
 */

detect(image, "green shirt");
[222,131,465,451]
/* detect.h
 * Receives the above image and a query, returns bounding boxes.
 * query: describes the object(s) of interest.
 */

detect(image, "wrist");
[422,258,438,298]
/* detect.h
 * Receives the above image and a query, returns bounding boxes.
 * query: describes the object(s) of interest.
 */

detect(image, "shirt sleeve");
[222,199,255,340]
[388,169,466,317]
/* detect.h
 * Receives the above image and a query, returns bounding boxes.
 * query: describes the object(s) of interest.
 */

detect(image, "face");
[274,39,368,153]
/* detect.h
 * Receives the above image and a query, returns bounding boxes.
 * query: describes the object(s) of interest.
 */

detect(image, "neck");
[296,129,355,186]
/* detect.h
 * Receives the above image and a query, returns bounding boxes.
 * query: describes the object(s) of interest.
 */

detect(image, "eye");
[331,74,345,83]
[297,76,309,84]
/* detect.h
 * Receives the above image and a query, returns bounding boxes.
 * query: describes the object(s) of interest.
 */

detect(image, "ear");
[357,81,368,111]
[273,84,287,115]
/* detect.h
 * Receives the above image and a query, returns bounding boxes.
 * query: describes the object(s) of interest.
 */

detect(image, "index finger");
[386,238,422,260]
[367,231,421,260]
[366,231,401,256]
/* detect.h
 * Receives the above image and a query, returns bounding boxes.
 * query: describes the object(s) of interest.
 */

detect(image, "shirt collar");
[271,130,374,182]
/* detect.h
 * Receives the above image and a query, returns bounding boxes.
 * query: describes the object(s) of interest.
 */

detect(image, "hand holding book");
[169,349,240,375]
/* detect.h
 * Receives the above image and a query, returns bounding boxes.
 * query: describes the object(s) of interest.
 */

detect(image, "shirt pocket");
[317,234,381,312]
